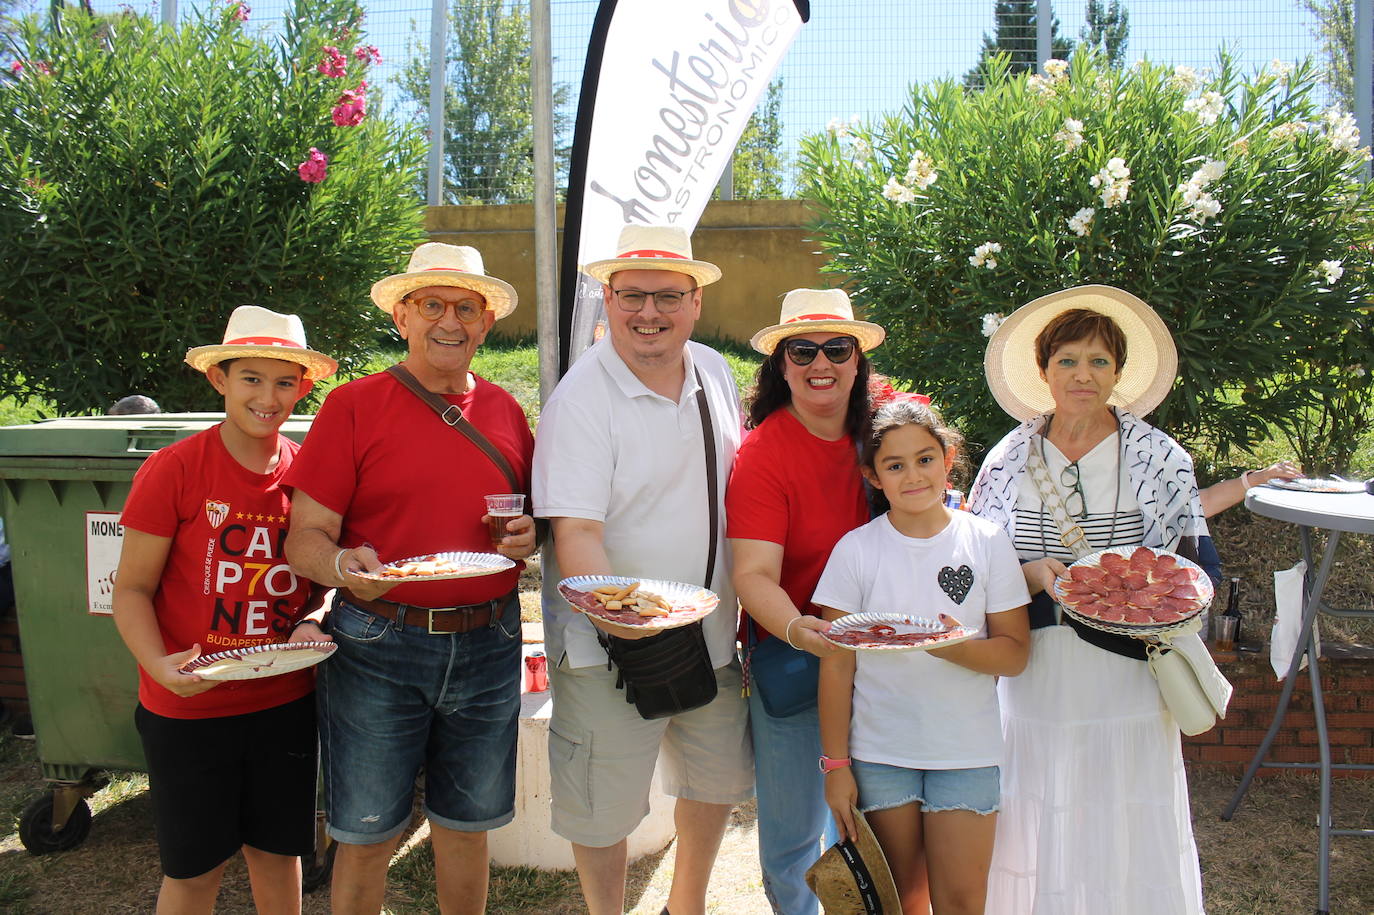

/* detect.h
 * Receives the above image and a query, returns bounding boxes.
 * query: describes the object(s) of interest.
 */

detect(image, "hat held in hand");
[805,807,902,914]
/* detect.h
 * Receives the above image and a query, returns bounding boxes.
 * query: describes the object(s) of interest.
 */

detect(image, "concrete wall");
[425,199,834,344]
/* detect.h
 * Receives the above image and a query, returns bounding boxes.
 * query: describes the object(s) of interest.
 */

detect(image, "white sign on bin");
[86,511,124,616]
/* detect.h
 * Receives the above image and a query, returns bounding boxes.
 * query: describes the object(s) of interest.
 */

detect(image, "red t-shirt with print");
[120,426,316,719]
[726,408,870,642]
[283,370,534,607]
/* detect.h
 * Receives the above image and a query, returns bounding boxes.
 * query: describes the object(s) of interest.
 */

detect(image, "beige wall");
[425,199,834,344]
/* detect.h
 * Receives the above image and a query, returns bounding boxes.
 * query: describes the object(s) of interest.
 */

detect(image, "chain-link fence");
[73,0,1340,202]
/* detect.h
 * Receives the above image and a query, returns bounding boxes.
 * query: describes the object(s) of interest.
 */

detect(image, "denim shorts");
[318,592,522,844]
[853,760,1000,816]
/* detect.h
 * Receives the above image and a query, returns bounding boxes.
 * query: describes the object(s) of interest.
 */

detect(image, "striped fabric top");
[1011,431,1144,563]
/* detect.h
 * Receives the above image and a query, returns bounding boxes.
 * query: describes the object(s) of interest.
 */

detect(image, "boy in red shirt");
[113,305,337,914]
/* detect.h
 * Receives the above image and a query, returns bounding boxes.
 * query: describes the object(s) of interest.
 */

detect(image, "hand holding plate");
[154,644,219,697]
[286,620,333,648]
[339,544,396,600]
[791,616,843,658]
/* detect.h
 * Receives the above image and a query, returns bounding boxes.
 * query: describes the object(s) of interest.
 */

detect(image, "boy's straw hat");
[582,225,722,287]
[185,305,337,381]
[804,807,903,914]
[370,242,518,320]
[750,288,886,355]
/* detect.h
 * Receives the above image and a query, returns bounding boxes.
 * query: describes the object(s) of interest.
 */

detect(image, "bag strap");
[386,364,520,493]
[694,368,719,590]
[1026,442,1092,559]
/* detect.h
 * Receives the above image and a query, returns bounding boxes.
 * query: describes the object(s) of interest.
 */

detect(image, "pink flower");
[9,60,50,76]
[353,44,381,65]
[8,61,21,75]
[331,83,368,127]
[316,46,347,78]
[34,61,50,76]
[297,147,329,183]
[229,1,249,22]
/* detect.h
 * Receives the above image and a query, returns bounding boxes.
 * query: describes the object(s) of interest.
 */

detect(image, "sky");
[42,0,1332,190]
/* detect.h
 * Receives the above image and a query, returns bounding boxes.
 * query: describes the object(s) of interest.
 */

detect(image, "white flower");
[981,313,1006,337]
[1043,58,1069,80]
[1270,59,1295,79]
[1027,73,1056,98]
[1269,121,1309,141]
[1053,118,1085,152]
[1170,65,1201,93]
[1090,158,1132,208]
[1183,91,1224,126]
[850,137,872,163]
[1177,180,1202,206]
[1066,206,1096,237]
[1193,158,1228,184]
[1316,259,1344,283]
[827,115,859,138]
[969,241,1003,270]
[1100,180,1132,208]
[1323,108,1362,153]
[881,176,915,203]
[904,150,938,189]
[1189,193,1223,223]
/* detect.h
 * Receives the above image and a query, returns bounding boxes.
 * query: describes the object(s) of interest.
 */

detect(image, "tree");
[965,0,1074,90]
[0,2,426,414]
[397,0,569,205]
[1081,0,1129,68]
[1302,0,1357,111]
[732,79,786,199]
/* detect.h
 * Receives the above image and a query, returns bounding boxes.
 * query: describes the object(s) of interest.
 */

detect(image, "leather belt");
[340,589,512,635]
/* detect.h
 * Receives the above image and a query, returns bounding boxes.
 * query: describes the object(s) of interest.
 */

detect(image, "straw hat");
[370,242,518,320]
[750,288,886,355]
[185,305,337,381]
[984,284,1178,421]
[582,225,722,287]
[804,807,903,914]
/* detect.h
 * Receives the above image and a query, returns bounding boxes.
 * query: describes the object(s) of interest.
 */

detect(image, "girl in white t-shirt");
[814,398,1031,915]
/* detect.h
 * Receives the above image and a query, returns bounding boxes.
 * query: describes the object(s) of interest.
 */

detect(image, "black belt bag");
[598,623,717,719]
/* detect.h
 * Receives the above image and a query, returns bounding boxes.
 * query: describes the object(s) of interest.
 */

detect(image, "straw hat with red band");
[750,288,886,355]
[370,242,518,320]
[984,284,1178,421]
[185,305,337,381]
[582,225,722,287]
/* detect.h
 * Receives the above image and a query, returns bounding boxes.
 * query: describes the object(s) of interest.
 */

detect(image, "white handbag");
[1146,623,1233,736]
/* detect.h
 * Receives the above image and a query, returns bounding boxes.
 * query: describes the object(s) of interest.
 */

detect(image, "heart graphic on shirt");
[938,565,974,604]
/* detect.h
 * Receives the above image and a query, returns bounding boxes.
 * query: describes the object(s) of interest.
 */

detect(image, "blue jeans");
[749,687,836,915]
[318,594,522,844]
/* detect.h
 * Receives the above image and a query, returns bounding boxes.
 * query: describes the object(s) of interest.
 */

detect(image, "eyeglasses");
[1061,462,1087,518]
[610,288,694,313]
[404,294,488,324]
[782,336,858,366]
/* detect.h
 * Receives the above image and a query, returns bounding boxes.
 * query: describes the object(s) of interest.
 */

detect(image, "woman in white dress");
[970,286,1218,914]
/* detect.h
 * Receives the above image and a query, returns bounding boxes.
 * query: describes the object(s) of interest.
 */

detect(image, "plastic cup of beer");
[1213,615,1238,652]
[484,494,525,547]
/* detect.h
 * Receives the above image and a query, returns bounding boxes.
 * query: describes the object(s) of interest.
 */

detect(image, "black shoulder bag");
[596,370,719,720]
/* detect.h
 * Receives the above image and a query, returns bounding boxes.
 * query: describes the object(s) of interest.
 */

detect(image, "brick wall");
[1183,648,1374,777]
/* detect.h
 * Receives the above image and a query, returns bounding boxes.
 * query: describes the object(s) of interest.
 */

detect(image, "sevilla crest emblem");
[204,500,230,529]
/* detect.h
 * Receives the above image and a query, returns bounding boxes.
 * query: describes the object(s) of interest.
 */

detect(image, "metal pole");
[717,155,734,201]
[161,0,176,28]
[531,0,559,402]
[1357,0,1372,181]
[426,0,447,207]
[1036,0,1052,71]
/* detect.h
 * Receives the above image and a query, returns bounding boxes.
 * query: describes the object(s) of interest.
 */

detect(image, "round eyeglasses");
[404,294,488,324]
[782,336,858,366]
[610,288,695,313]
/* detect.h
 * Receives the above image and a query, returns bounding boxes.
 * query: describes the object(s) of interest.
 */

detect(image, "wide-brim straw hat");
[985,284,1178,421]
[185,305,337,381]
[582,224,722,287]
[751,288,886,355]
[370,242,518,320]
[804,806,903,915]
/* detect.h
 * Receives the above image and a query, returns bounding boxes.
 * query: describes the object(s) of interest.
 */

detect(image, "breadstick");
[610,581,640,602]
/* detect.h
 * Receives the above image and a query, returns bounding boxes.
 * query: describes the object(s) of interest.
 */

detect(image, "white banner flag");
[559,0,809,371]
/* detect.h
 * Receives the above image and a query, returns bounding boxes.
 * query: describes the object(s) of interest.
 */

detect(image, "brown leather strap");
[339,588,511,634]
[385,364,520,493]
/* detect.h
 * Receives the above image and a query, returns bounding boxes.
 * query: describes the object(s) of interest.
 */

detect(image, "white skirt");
[986,626,1205,915]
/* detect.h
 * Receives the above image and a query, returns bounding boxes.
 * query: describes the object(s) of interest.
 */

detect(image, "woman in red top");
[726,288,887,915]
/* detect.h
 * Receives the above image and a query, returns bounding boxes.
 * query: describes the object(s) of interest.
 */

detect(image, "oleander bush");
[0,0,425,414]
[801,53,1374,473]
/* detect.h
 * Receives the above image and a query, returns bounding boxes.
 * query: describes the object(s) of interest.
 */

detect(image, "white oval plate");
[1265,478,1366,494]
[557,576,719,634]
[821,612,977,652]
[180,641,337,681]
[351,550,516,582]
[1053,546,1212,637]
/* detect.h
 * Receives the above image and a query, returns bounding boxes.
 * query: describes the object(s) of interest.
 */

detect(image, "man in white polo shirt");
[533,225,752,915]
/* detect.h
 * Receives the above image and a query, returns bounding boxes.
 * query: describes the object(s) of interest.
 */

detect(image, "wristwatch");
[819,755,852,773]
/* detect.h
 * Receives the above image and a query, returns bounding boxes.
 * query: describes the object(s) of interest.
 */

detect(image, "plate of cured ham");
[822,612,978,652]
[1053,546,1213,636]
[558,576,719,635]
[180,641,337,681]
[351,551,516,582]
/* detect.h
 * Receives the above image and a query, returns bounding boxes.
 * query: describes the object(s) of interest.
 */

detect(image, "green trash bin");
[0,412,313,855]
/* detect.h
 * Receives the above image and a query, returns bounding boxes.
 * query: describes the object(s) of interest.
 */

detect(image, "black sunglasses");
[782,336,858,366]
